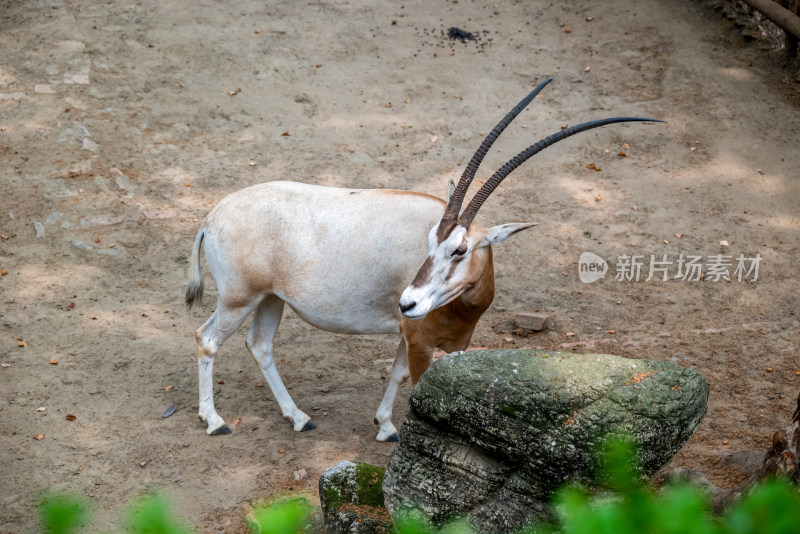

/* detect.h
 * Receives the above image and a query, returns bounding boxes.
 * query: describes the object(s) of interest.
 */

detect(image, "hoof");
[301,420,316,431]
[386,433,400,443]
[210,424,232,435]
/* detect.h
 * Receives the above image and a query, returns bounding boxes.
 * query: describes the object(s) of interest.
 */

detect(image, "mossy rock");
[383,350,709,532]
[319,461,391,534]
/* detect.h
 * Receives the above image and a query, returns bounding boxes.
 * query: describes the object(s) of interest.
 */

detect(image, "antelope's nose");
[399,300,416,314]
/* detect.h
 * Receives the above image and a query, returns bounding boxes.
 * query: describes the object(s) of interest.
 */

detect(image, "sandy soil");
[1,0,799,531]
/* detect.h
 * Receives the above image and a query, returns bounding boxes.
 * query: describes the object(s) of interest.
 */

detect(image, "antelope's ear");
[479,222,537,247]
[445,179,456,205]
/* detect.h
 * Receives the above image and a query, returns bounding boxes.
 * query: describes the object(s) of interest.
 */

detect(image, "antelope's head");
[399,78,663,319]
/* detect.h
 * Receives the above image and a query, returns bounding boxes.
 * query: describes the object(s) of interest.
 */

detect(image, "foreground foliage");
[38,440,800,534]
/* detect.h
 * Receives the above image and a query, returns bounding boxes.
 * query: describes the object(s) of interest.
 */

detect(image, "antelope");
[185,78,662,440]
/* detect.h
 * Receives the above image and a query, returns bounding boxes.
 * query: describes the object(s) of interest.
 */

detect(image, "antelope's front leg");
[408,344,434,385]
[374,338,410,442]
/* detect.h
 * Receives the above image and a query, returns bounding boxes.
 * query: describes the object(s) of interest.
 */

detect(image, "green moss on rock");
[354,463,386,507]
[320,461,390,533]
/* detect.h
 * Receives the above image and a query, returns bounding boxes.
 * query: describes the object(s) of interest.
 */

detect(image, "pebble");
[515,312,554,331]
[58,124,91,143]
[44,179,78,199]
[79,214,123,229]
[293,468,308,480]
[82,138,99,151]
[65,97,86,110]
[34,222,44,238]
[71,239,121,256]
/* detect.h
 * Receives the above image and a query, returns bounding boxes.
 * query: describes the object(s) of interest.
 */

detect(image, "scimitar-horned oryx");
[185,78,663,440]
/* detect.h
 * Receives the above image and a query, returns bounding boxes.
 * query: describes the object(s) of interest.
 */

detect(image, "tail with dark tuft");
[185,228,205,310]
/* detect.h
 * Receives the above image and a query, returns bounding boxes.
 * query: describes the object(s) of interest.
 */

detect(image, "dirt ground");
[1,0,799,531]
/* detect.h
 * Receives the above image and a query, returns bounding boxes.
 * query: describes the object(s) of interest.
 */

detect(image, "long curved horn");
[458,117,665,228]
[442,78,554,221]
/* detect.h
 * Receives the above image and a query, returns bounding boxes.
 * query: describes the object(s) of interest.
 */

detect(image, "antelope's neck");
[454,246,495,318]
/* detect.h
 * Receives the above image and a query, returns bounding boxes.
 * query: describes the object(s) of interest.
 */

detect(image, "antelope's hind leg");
[246,296,314,432]
[195,301,257,435]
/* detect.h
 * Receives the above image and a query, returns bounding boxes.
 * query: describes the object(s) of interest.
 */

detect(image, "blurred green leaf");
[37,492,89,534]
[251,497,312,534]
[124,493,193,534]
[725,478,800,534]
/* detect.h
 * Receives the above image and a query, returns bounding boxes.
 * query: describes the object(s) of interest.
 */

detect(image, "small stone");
[293,468,308,480]
[82,138,99,151]
[515,312,553,331]
[319,461,391,533]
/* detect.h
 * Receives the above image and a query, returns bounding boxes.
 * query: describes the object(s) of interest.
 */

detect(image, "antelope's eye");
[451,244,467,257]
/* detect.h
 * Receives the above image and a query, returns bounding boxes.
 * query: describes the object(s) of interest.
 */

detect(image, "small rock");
[58,124,91,143]
[319,461,391,534]
[79,214,124,229]
[44,179,78,199]
[69,160,92,177]
[65,97,86,110]
[293,468,308,481]
[515,312,553,331]
[82,138,99,151]
[34,222,44,238]
[142,208,175,220]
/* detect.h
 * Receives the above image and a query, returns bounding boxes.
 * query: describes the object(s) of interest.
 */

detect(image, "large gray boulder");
[383,349,709,532]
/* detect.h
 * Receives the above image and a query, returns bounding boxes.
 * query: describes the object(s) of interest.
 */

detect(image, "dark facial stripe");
[445,258,460,281]
[435,219,458,245]
[410,256,434,289]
